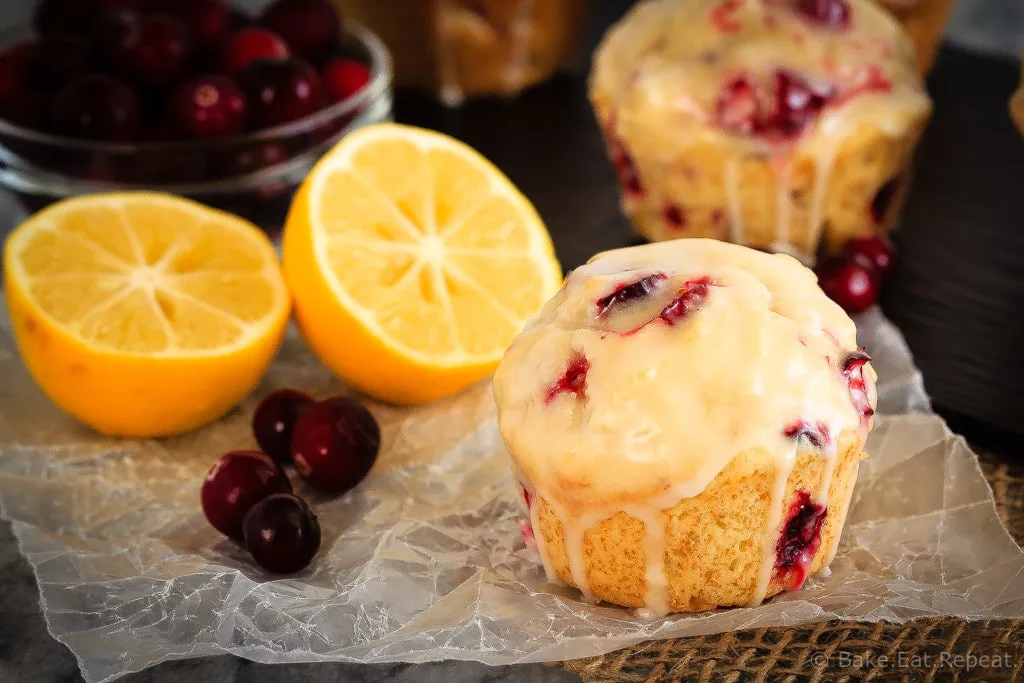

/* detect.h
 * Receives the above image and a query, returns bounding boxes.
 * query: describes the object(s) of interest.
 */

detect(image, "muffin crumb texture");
[589,0,932,261]
[494,239,877,613]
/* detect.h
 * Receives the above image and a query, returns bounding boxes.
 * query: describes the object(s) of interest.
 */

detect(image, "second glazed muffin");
[589,0,932,262]
[874,0,956,74]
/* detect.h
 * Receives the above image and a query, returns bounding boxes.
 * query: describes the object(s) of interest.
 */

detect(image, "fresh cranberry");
[796,0,851,29]
[172,0,231,51]
[709,0,742,33]
[201,449,292,541]
[243,493,321,574]
[843,235,894,276]
[0,42,34,109]
[660,277,713,324]
[663,204,686,230]
[251,388,315,463]
[842,349,874,424]
[260,0,341,63]
[774,490,827,590]
[596,273,668,317]
[716,75,760,135]
[815,257,878,314]
[522,486,532,509]
[229,142,289,175]
[290,396,380,494]
[221,28,290,76]
[869,177,900,224]
[770,70,835,140]
[321,58,369,103]
[782,419,830,449]
[544,353,590,404]
[239,57,324,128]
[116,15,195,87]
[28,36,90,87]
[51,74,141,140]
[170,74,247,138]
[93,10,140,63]
[33,0,96,36]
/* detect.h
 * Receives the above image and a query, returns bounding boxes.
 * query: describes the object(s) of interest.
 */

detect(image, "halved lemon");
[282,123,563,404]
[3,192,290,437]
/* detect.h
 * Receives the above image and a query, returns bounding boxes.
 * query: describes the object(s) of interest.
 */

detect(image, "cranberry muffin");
[494,239,876,613]
[334,0,587,106]
[874,0,956,74]
[589,0,931,263]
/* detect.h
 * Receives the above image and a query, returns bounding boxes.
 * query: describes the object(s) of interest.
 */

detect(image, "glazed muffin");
[874,0,956,74]
[493,239,877,613]
[334,0,588,106]
[589,0,932,262]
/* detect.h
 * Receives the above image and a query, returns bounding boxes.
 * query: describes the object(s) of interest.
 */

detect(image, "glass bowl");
[0,23,393,235]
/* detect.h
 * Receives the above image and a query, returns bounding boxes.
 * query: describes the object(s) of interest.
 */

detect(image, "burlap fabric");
[555,451,1024,681]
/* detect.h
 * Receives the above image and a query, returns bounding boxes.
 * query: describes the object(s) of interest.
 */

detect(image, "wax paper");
[0,304,1022,683]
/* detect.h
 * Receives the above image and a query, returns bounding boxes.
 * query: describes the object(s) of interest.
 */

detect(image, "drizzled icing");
[494,239,877,613]
[589,0,931,258]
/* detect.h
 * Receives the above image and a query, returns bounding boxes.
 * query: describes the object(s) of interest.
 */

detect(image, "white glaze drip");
[562,518,595,602]
[436,0,464,108]
[527,493,557,583]
[639,510,670,615]
[503,0,535,95]
[750,448,797,607]
[726,159,744,245]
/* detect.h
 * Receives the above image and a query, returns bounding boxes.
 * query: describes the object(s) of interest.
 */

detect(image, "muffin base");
[526,433,865,613]
[593,100,929,260]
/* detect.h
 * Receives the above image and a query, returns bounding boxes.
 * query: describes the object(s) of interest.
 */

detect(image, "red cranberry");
[230,142,289,174]
[596,273,668,316]
[239,57,324,128]
[0,42,34,109]
[116,15,195,87]
[770,70,835,140]
[221,28,290,76]
[716,75,760,135]
[815,256,878,314]
[33,0,96,36]
[51,74,141,141]
[774,490,827,590]
[252,388,315,463]
[782,419,830,449]
[660,277,713,324]
[172,0,231,51]
[290,396,380,494]
[170,74,247,138]
[29,36,90,87]
[321,58,369,103]
[544,353,590,404]
[662,204,686,230]
[243,493,321,574]
[201,449,292,541]
[869,177,900,224]
[842,349,874,424]
[843,235,894,276]
[261,0,341,63]
[93,10,140,63]
[796,0,851,29]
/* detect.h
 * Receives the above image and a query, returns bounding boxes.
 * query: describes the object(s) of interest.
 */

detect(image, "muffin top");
[590,0,930,150]
[493,239,876,516]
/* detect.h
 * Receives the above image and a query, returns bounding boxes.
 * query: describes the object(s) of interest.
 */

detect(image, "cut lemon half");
[282,123,563,404]
[3,192,290,437]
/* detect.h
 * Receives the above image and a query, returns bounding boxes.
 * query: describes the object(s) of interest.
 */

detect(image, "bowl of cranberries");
[0,0,392,233]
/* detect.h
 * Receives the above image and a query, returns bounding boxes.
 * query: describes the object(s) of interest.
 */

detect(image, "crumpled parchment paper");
[0,304,1022,683]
